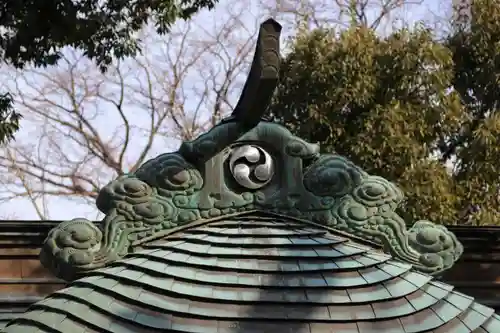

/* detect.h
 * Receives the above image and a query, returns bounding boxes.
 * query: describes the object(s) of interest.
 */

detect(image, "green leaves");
[1,0,218,70]
[270,0,500,225]
[0,93,21,145]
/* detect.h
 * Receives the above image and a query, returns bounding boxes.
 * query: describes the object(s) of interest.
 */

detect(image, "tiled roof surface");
[2,212,500,333]
[0,296,44,330]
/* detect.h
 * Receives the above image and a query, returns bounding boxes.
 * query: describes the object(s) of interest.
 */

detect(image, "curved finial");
[227,18,282,127]
[181,18,282,165]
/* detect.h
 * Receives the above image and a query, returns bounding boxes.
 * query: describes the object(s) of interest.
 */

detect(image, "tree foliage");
[0,0,218,144]
[269,0,500,225]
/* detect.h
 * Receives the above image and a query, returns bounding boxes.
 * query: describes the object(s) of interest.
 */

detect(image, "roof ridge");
[136,210,381,249]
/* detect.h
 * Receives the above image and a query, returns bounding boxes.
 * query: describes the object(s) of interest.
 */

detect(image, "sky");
[0,0,457,221]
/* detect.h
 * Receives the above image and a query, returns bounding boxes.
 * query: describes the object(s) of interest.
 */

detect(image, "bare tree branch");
[0,0,264,219]
[262,0,437,34]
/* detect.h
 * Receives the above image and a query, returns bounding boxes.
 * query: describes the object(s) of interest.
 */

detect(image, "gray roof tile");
[2,212,500,333]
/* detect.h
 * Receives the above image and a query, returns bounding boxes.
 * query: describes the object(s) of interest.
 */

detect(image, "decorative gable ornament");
[40,19,462,283]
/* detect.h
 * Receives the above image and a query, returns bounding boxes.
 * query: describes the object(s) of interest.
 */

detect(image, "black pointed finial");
[179,19,282,164]
[227,18,282,127]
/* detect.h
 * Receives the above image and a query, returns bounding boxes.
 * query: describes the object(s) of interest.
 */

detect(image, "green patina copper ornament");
[39,19,462,282]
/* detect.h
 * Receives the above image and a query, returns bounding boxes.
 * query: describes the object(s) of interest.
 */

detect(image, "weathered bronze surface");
[38,122,464,281]
[2,18,499,333]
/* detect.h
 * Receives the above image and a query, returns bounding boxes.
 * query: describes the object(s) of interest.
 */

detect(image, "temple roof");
[3,211,500,333]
